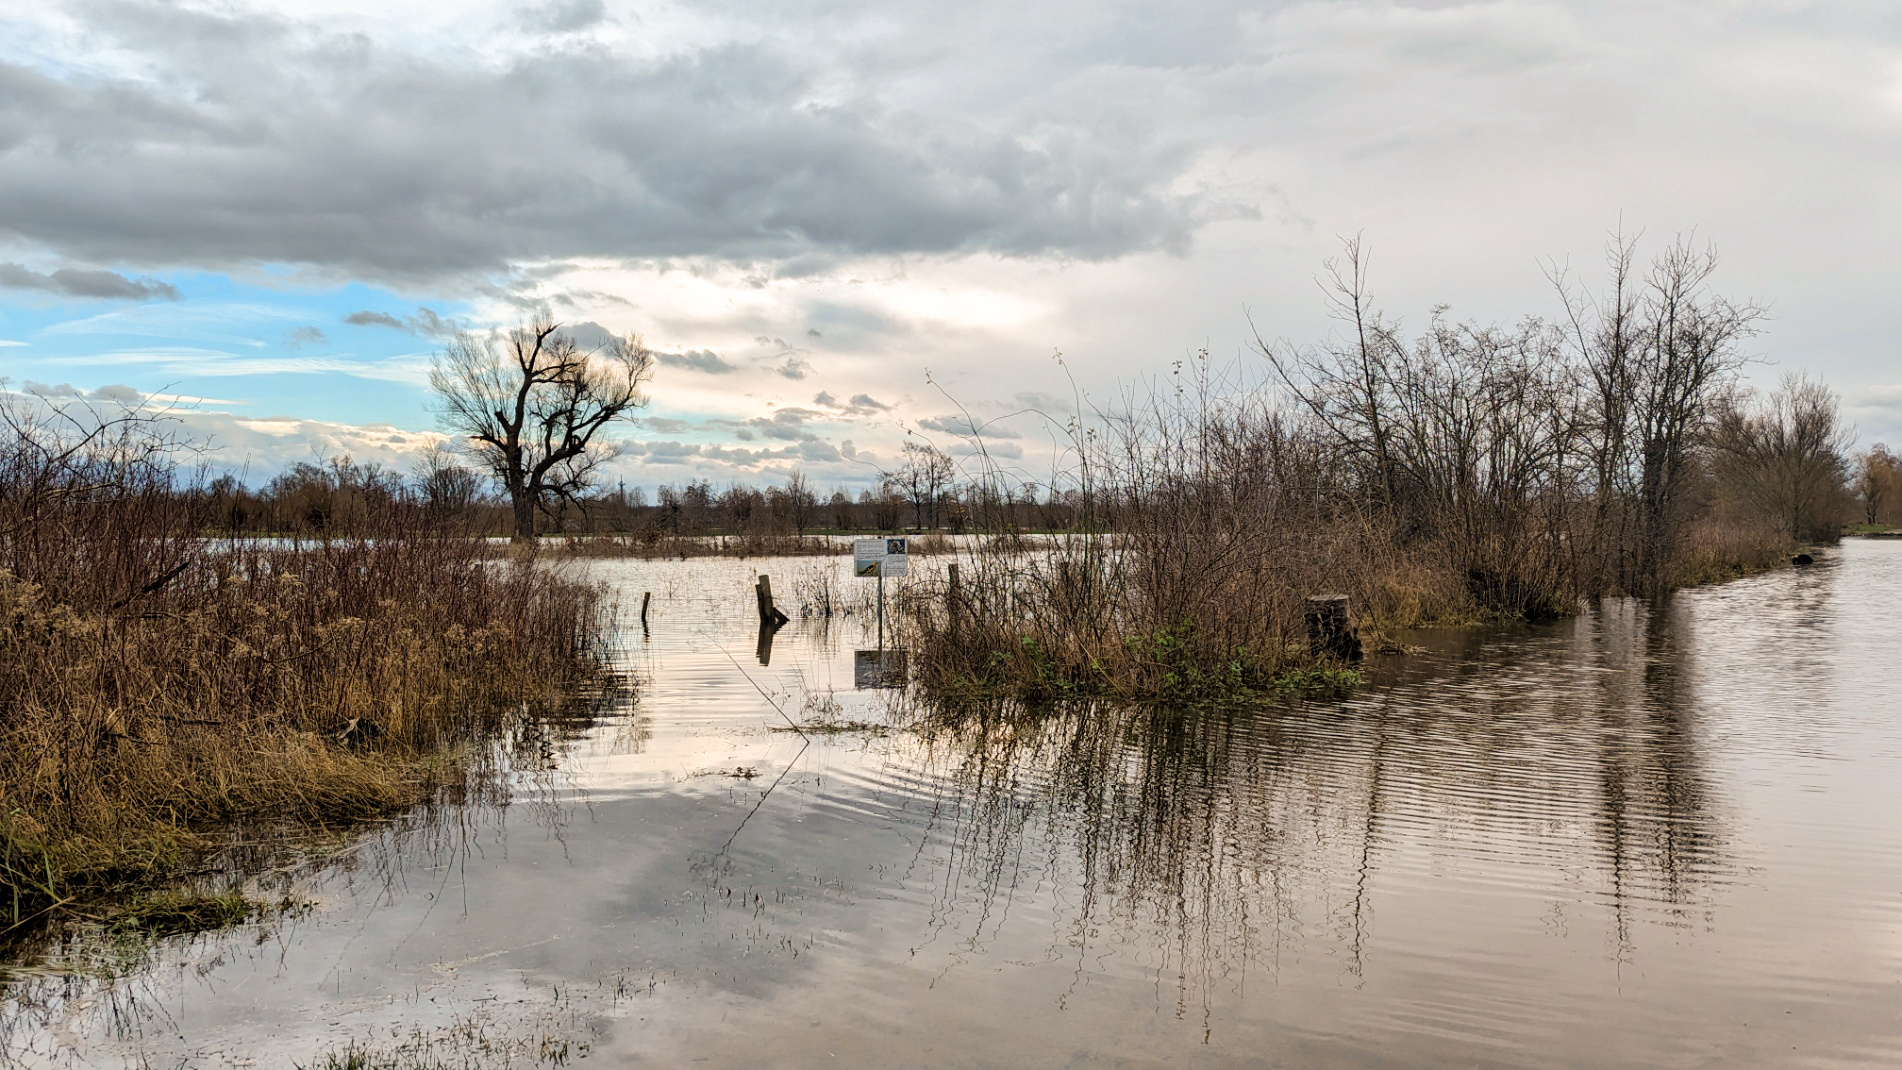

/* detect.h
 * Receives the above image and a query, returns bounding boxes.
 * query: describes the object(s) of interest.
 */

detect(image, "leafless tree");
[1260,240,1587,613]
[887,441,956,529]
[430,318,653,541]
[828,489,856,530]
[411,442,483,520]
[1711,373,1853,542]
[1857,445,1900,527]
[1259,236,1405,509]
[783,471,818,534]
[1555,232,1764,594]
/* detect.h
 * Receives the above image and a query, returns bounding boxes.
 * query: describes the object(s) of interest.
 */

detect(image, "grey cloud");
[777,355,813,380]
[639,441,703,464]
[753,410,819,441]
[343,307,460,337]
[521,0,607,34]
[816,392,892,417]
[657,349,738,374]
[0,262,178,301]
[0,6,1201,284]
[918,413,1021,439]
[20,380,143,405]
[286,325,328,350]
[554,321,617,351]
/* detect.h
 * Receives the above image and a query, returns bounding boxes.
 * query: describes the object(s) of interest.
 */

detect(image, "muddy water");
[4,543,1901,1068]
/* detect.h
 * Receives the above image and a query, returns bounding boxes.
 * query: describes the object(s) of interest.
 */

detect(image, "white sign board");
[853,537,909,578]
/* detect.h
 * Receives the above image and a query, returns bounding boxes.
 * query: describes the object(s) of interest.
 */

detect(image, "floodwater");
[4,542,1901,1068]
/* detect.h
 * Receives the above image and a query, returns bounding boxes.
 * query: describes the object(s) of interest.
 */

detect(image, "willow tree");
[431,318,654,541]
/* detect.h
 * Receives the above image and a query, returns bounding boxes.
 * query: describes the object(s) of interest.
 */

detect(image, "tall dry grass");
[0,395,607,937]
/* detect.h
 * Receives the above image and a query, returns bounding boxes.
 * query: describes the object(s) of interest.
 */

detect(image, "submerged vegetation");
[0,391,610,942]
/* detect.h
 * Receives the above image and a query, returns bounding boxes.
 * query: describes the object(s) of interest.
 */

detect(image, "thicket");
[0,393,608,941]
[904,235,1856,704]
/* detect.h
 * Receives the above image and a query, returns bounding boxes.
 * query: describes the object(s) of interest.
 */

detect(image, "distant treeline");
[196,441,1076,538]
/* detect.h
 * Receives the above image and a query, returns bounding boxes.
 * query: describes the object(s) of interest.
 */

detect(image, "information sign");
[853,537,909,578]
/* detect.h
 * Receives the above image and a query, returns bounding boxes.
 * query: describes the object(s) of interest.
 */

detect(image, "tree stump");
[1305,594,1362,663]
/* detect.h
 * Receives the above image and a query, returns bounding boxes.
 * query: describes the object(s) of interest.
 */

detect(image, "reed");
[0,396,608,938]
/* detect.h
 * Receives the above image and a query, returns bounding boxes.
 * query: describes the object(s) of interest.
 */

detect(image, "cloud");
[343,307,459,337]
[285,325,328,350]
[519,0,607,34]
[777,355,813,380]
[0,4,1202,285]
[815,391,892,417]
[0,263,178,301]
[918,413,1021,439]
[342,310,404,330]
[657,349,736,374]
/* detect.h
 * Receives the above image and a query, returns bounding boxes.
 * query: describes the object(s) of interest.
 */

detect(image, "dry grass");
[0,399,609,940]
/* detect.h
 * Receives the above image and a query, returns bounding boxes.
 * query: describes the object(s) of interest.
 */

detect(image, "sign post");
[853,537,909,649]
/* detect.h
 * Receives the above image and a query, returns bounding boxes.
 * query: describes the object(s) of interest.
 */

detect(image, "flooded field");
[4,541,1900,1068]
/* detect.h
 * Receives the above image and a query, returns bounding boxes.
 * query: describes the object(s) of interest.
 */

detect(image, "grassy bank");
[1,404,608,942]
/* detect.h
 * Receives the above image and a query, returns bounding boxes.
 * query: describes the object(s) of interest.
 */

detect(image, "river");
[3,540,1898,1067]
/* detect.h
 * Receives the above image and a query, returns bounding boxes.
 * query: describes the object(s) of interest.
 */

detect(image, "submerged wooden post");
[640,591,651,629]
[756,574,790,627]
[1305,594,1363,663]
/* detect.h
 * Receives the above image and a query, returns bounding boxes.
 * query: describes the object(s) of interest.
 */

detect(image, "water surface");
[4,543,1899,1067]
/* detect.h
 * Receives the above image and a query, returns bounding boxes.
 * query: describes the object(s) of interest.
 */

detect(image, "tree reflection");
[905,597,1726,1021]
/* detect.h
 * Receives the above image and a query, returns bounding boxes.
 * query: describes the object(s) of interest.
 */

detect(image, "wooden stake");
[757,574,789,627]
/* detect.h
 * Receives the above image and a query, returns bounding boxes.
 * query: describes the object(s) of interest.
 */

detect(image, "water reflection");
[895,594,1736,1030]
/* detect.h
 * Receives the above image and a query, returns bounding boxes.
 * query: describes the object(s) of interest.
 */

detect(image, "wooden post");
[756,574,789,627]
[1305,594,1362,662]
[640,591,651,629]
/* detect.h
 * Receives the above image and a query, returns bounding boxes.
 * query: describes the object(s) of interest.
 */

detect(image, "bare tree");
[828,489,856,530]
[887,441,956,529]
[1711,373,1853,542]
[412,442,483,521]
[783,471,818,534]
[1857,445,1900,527]
[431,318,654,541]
[1555,232,1763,594]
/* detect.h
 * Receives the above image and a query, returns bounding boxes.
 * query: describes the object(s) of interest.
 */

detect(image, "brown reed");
[0,400,608,938]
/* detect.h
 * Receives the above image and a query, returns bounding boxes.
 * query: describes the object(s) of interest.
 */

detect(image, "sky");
[2,0,1899,493]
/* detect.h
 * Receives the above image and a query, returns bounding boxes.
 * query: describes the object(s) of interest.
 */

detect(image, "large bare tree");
[430,318,654,541]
